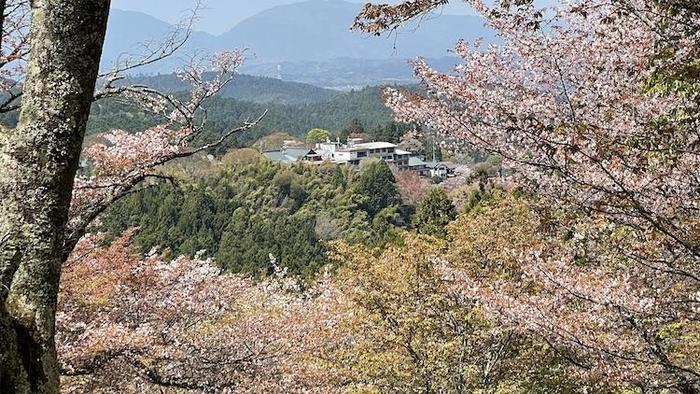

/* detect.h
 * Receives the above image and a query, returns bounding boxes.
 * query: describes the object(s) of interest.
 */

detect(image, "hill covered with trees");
[86,85,396,149]
[3,0,698,392]
[116,73,341,104]
[99,158,418,278]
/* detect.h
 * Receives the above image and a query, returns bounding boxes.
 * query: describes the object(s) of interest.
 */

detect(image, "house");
[428,162,457,178]
[315,138,341,160]
[318,140,412,170]
[261,138,453,176]
[262,147,323,165]
[394,149,411,168]
[408,157,431,176]
[408,157,457,179]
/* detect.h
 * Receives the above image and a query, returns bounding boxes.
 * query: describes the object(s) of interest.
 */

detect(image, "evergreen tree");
[355,159,400,217]
[367,121,410,143]
[101,159,406,278]
[340,118,365,142]
[412,188,456,238]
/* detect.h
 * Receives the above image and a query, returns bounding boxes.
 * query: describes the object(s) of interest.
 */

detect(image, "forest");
[101,158,409,277]
[85,85,395,147]
[0,0,698,393]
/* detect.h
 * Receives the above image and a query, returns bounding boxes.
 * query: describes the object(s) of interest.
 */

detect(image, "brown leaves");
[353,0,449,35]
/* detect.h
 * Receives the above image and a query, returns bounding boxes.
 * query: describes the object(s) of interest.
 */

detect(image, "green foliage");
[330,234,585,393]
[85,86,394,153]
[253,132,302,151]
[101,159,405,278]
[215,207,324,278]
[470,156,503,187]
[366,121,411,143]
[412,188,457,238]
[86,98,162,137]
[355,159,401,218]
[306,128,333,143]
[461,156,508,214]
[118,73,340,105]
[339,118,365,142]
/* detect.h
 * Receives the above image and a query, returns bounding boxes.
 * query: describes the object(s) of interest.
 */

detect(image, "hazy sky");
[111,0,474,35]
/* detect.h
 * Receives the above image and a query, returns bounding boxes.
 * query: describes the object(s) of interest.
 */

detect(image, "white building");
[259,138,457,178]
[315,139,411,169]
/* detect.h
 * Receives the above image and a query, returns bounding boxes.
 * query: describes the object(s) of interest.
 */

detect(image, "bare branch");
[98,0,203,81]
[63,110,266,260]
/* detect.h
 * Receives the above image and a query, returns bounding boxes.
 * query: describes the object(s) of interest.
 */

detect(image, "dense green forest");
[86,85,395,149]
[117,73,341,104]
[4,76,415,154]
[100,158,419,278]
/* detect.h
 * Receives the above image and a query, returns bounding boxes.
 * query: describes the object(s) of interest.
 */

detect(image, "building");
[261,138,456,179]
[408,157,431,176]
[262,147,323,165]
[408,157,456,179]
[315,139,411,170]
[428,162,457,178]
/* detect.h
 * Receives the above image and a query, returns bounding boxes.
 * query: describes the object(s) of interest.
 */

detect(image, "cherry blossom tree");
[357,0,700,392]
[394,168,430,206]
[58,233,345,392]
[65,49,266,260]
[0,1,263,391]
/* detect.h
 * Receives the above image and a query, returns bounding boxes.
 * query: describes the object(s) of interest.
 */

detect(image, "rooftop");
[409,157,428,167]
[340,142,397,152]
[263,148,312,164]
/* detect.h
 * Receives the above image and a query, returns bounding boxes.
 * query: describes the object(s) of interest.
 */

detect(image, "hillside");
[241,56,462,89]
[86,85,396,149]
[118,73,340,104]
[101,9,217,72]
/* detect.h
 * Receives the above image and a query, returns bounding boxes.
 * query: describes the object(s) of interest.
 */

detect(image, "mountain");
[111,0,479,35]
[101,9,218,72]
[102,1,496,85]
[216,0,493,62]
[241,57,461,90]
[86,85,395,147]
[118,73,339,104]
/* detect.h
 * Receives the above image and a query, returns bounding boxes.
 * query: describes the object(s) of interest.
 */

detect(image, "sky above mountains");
[102,0,496,86]
[111,0,474,35]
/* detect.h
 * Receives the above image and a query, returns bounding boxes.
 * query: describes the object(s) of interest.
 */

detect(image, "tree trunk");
[0,1,110,392]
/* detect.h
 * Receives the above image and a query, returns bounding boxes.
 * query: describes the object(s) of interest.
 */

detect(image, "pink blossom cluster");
[58,232,347,392]
[65,50,260,252]
[378,0,699,390]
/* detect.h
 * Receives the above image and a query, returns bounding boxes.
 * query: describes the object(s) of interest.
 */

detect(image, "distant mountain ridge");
[119,73,339,104]
[103,0,496,82]
[241,57,462,90]
[216,0,493,62]
[111,0,479,35]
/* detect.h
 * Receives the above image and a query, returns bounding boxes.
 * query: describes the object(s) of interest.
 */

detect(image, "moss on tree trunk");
[0,1,110,392]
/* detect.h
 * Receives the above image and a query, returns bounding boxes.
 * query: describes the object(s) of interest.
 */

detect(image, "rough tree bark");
[0,0,110,392]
